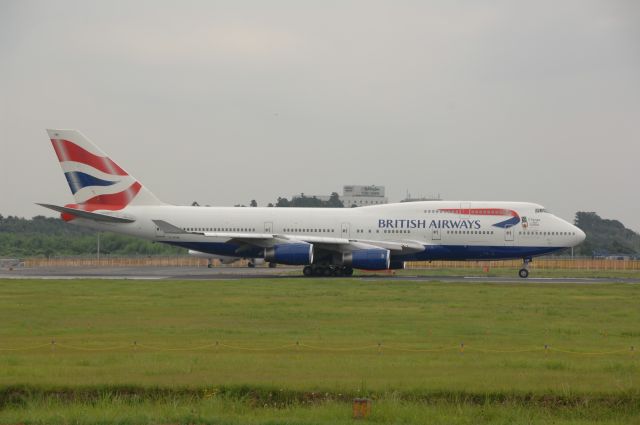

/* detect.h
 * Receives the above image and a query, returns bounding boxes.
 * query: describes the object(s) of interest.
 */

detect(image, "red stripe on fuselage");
[439,208,519,217]
[51,139,128,176]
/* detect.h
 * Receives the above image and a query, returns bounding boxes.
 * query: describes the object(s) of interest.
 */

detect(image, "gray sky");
[1,1,639,230]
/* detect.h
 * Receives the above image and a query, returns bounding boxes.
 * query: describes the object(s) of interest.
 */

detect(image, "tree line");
[231,192,345,208]
[573,212,640,256]
[0,215,183,258]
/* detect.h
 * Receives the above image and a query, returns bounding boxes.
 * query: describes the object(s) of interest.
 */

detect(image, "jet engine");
[342,248,390,270]
[264,242,314,265]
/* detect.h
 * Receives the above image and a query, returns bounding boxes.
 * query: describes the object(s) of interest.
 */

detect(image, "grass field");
[394,267,640,279]
[0,278,639,424]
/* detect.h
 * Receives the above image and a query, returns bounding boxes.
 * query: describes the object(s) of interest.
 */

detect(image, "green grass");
[1,391,638,425]
[0,278,638,423]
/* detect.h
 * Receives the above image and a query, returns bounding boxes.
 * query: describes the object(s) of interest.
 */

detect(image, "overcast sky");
[1,1,639,230]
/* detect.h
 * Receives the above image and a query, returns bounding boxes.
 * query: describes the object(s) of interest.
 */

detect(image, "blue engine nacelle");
[343,248,390,270]
[264,243,314,265]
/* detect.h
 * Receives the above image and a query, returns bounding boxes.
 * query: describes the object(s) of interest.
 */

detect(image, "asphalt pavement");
[1,266,638,284]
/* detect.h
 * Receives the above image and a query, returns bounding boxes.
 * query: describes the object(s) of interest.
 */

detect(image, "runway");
[1,266,638,284]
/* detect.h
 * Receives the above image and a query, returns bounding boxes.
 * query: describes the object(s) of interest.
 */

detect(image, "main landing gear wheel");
[519,258,532,279]
[303,265,313,277]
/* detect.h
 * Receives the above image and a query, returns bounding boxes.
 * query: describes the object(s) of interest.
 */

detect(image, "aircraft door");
[341,222,350,238]
[431,228,441,241]
[504,227,514,243]
[264,222,273,233]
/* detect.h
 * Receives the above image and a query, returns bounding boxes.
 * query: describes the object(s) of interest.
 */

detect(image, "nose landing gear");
[519,258,531,278]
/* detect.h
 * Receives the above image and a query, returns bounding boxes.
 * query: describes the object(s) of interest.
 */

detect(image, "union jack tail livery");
[47,129,163,213]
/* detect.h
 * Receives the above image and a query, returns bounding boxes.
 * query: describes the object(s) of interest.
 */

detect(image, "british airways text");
[378,219,481,229]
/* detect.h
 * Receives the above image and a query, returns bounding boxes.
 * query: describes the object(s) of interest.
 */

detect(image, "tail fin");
[46,129,163,210]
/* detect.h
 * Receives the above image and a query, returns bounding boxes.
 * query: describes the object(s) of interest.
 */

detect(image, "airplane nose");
[575,227,586,244]
[576,227,587,243]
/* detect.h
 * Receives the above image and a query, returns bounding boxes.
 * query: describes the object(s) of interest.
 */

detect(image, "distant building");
[341,185,387,207]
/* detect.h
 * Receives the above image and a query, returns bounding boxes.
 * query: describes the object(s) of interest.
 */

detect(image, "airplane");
[38,129,586,278]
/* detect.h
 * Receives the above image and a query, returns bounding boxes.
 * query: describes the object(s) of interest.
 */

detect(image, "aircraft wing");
[283,235,425,254]
[153,220,273,239]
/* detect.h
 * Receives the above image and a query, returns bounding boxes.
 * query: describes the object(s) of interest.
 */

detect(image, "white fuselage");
[73,200,585,263]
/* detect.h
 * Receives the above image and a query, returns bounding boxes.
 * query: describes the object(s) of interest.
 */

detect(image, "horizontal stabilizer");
[37,203,135,223]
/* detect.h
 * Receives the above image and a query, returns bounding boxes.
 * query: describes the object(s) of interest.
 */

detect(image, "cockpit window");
[535,208,549,213]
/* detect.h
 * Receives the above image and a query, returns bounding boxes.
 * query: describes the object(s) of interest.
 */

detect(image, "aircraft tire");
[518,268,529,279]
[342,266,354,277]
[303,266,313,277]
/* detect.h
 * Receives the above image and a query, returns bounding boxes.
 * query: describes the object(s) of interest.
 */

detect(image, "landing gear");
[303,265,313,277]
[247,261,256,268]
[302,265,355,277]
[268,262,277,268]
[518,258,531,279]
[207,259,213,269]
